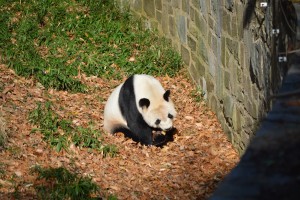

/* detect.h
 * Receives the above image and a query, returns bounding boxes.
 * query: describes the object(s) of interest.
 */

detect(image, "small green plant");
[32,166,101,200]
[29,101,118,156]
[108,194,119,200]
[101,144,118,158]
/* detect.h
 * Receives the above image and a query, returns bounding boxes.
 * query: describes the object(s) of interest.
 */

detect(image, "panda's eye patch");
[155,119,161,125]
[168,114,174,119]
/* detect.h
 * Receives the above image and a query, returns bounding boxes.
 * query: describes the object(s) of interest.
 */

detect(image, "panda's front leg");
[136,126,153,146]
[127,121,153,146]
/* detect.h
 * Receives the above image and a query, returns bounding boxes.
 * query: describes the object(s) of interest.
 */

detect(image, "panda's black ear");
[163,90,170,102]
[139,98,150,108]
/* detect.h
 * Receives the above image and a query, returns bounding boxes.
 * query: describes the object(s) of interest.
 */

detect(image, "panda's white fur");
[103,83,127,133]
[103,74,176,146]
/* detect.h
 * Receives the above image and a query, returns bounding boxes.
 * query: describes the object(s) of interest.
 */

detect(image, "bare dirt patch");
[0,64,239,199]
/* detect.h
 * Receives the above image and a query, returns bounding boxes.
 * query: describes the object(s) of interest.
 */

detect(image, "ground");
[0,64,239,199]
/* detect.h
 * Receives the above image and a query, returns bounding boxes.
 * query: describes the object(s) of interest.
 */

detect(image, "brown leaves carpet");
[0,64,239,199]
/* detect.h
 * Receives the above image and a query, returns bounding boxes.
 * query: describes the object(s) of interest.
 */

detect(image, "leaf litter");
[0,64,239,199]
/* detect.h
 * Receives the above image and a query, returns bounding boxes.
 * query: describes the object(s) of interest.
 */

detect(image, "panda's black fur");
[103,74,177,146]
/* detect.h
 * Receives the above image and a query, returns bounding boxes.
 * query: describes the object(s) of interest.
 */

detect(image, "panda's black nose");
[155,119,161,125]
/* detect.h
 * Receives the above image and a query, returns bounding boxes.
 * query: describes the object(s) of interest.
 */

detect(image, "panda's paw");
[152,134,167,147]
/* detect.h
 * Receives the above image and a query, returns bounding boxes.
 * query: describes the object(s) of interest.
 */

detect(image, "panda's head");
[138,90,177,131]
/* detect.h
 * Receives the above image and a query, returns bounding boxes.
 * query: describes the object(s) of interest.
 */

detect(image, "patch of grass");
[0,0,182,92]
[29,101,118,156]
[32,166,102,200]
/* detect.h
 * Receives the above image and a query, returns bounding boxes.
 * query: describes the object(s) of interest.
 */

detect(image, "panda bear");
[103,74,177,146]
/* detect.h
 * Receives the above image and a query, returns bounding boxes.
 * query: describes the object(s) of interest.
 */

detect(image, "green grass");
[29,101,118,157]
[32,166,102,200]
[0,0,182,92]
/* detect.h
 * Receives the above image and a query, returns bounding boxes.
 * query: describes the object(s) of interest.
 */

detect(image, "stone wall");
[118,0,281,154]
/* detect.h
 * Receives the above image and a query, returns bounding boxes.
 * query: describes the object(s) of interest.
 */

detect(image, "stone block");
[191,0,200,8]
[209,94,218,114]
[168,4,173,15]
[222,121,234,144]
[221,36,226,67]
[222,9,229,33]
[172,0,180,8]
[224,70,230,90]
[231,16,238,38]
[226,37,239,61]
[201,77,208,99]
[212,35,221,62]
[225,49,231,68]
[188,63,197,80]
[239,43,244,66]
[169,16,175,37]
[215,67,224,100]
[208,52,216,77]
[177,15,187,44]
[131,0,143,12]
[188,35,197,51]
[208,16,214,30]
[161,5,169,35]
[232,40,239,61]
[211,0,219,16]
[199,0,208,18]
[229,61,238,94]
[252,84,259,101]
[246,99,258,119]
[225,0,234,11]
[198,36,208,64]
[195,13,208,37]
[181,45,190,65]
[155,0,162,11]
[237,85,244,103]
[241,112,254,133]
[232,106,242,131]
[182,0,189,14]
[206,75,215,94]
[236,2,244,40]
[237,66,242,84]
[189,23,199,39]
[190,5,195,21]
[194,57,206,77]
[144,0,155,18]
[223,95,234,124]
[240,131,250,149]
[156,10,162,24]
